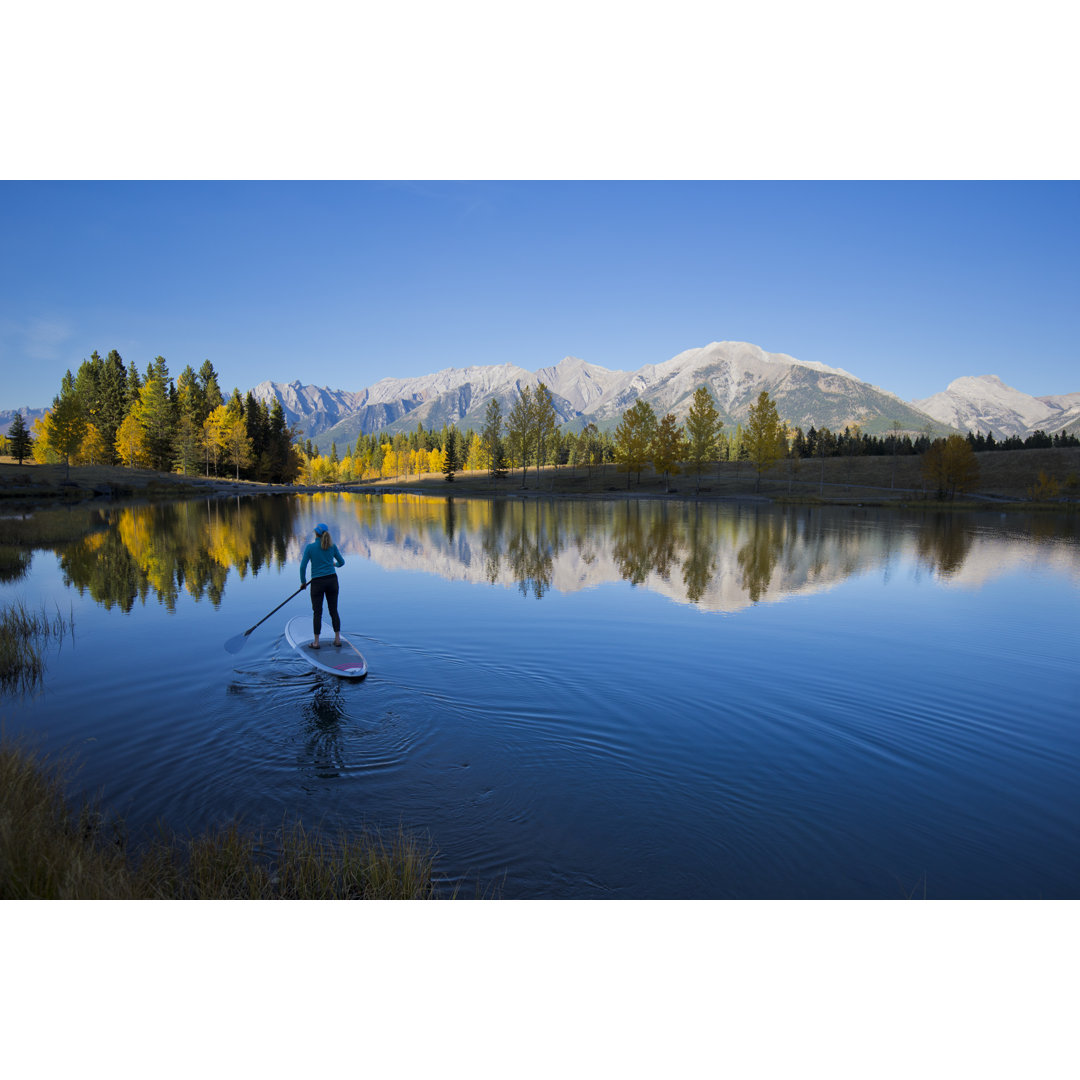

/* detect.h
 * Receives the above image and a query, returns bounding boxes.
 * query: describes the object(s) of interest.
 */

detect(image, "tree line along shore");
[3,350,1078,504]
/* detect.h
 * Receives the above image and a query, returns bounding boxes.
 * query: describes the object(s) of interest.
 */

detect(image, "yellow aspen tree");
[614,400,657,489]
[32,414,60,464]
[78,422,110,465]
[222,412,253,480]
[921,435,979,499]
[651,412,686,493]
[745,390,786,492]
[202,405,229,476]
[685,385,723,493]
[115,412,149,468]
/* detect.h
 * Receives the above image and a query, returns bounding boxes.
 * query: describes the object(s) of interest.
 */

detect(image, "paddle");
[224,584,307,653]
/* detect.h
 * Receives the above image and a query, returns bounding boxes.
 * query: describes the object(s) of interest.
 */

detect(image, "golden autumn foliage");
[921,435,980,499]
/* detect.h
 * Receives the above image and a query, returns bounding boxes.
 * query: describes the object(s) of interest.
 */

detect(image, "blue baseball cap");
[314,523,328,535]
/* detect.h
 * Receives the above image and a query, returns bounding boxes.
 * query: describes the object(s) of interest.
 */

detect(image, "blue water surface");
[2,496,1077,898]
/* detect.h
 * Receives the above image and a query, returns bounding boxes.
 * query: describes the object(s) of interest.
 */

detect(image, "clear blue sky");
[2,180,1077,410]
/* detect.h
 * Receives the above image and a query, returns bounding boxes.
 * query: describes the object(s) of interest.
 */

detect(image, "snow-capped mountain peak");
[245,343,1077,451]
[912,374,1074,438]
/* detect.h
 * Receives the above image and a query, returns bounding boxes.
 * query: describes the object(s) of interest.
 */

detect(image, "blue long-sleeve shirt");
[300,541,344,584]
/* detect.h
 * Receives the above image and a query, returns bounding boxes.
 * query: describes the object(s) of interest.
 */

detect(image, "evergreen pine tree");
[99,350,128,464]
[480,398,505,478]
[442,426,461,482]
[7,412,33,464]
[138,358,175,471]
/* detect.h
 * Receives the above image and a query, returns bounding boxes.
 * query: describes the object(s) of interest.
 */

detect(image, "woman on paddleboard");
[300,523,345,648]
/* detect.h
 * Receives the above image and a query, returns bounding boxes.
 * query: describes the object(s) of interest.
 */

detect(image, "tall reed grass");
[0,601,75,695]
[0,741,442,900]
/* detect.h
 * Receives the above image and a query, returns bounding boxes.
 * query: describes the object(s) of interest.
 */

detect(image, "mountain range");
[4,341,1077,447]
[250,341,1079,453]
[258,341,936,452]
[912,376,1080,441]
[0,406,47,439]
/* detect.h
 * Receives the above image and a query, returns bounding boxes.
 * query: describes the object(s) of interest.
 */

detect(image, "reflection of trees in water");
[481,498,506,584]
[0,548,33,583]
[650,505,680,581]
[682,505,717,604]
[736,507,786,603]
[611,502,653,585]
[914,513,975,577]
[58,497,302,612]
[507,500,558,599]
[328,491,1009,609]
[444,498,456,544]
[611,501,682,586]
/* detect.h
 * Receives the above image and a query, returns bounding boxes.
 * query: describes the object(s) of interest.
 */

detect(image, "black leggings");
[309,574,340,637]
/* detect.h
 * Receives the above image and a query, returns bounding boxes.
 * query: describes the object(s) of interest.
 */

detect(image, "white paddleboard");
[285,615,368,679]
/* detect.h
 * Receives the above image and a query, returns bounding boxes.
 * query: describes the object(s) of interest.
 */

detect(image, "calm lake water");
[3,493,1078,899]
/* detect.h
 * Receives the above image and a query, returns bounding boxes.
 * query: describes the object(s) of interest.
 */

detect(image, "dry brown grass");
[3,447,1077,507]
[0,740,443,900]
[0,459,237,495]
[359,447,1080,505]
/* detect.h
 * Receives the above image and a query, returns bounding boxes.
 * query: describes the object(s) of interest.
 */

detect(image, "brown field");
[3,446,1078,507]
[325,447,1080,506]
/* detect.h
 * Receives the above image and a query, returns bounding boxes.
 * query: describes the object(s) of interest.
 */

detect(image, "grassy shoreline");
[0,740,443,900]
[3,447,1079,509]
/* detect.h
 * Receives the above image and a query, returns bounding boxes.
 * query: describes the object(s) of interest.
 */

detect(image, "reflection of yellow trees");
[682,505,717,604]
[736,508,787,603]
[611,502,680,585]
[914,513,974,577]
[506,500,559,598]
[611,503,654,584]
[59,499,301,613]
[204,501,262,579]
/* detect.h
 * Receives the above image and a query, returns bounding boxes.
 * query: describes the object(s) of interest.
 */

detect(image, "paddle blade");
[223,630,250,654]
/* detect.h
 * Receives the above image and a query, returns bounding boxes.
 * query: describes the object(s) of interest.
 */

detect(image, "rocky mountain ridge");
[913,375,1080,440]
[6,343,1076,445]
[0,407,48,439]
[252,341,954,453]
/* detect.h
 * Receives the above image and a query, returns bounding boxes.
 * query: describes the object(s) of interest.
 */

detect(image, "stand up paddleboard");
[285,615,368,679]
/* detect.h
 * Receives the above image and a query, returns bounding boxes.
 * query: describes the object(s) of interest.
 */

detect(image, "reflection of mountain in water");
[322,495,1080,613]
[49,491,1080,615]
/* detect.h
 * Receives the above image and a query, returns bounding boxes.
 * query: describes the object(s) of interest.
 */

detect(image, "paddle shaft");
[245,583,308,636]
[224,583,307,652]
